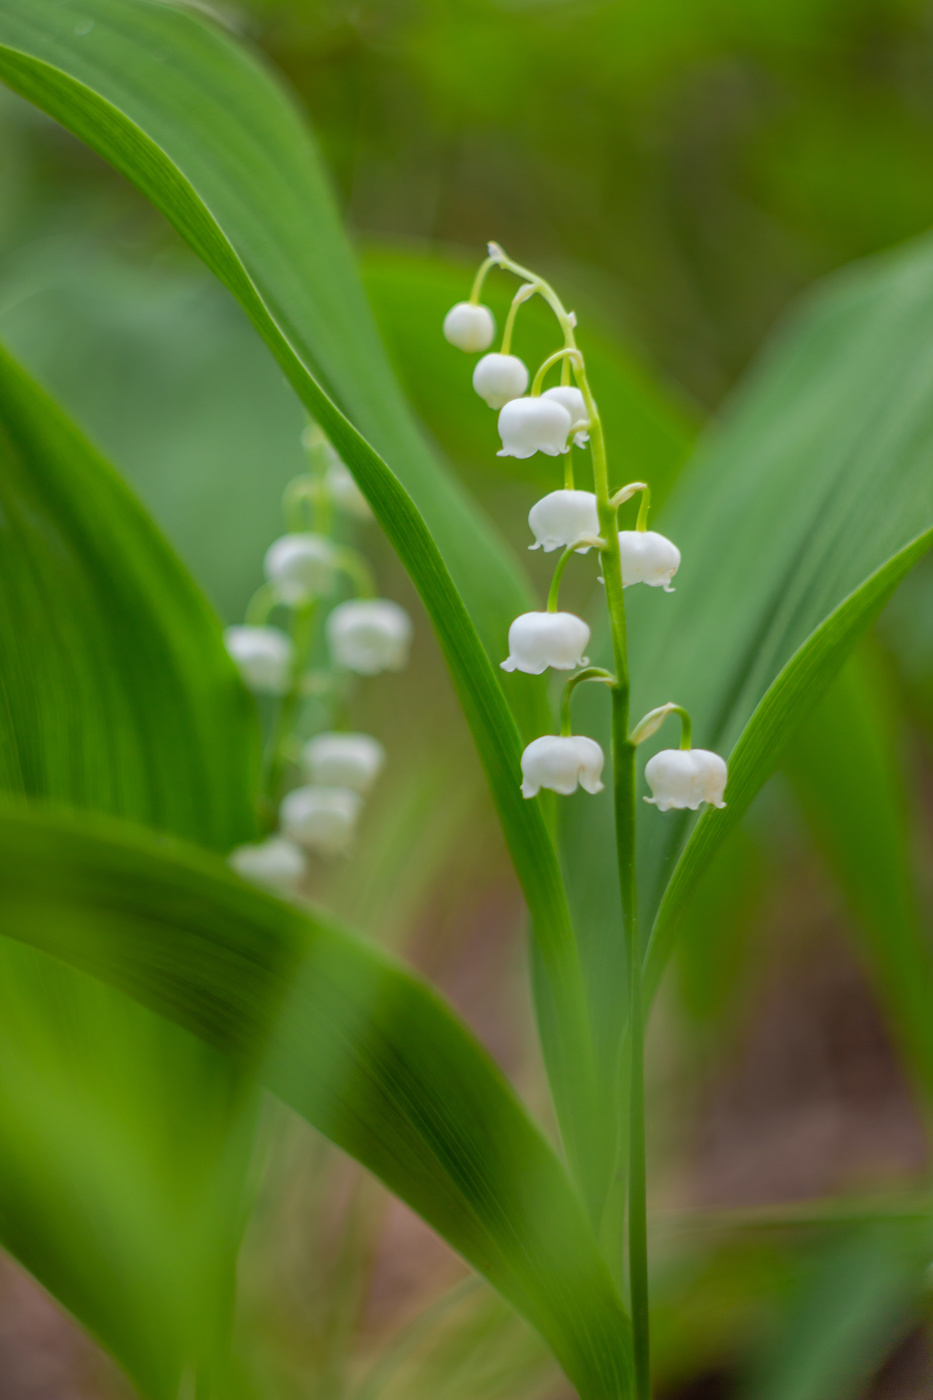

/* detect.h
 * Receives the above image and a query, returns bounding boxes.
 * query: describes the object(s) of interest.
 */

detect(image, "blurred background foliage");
[3,0,933,1396]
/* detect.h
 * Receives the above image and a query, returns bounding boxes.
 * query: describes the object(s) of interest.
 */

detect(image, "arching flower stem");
[501,281,538,355]
[630,702,692,750]
[559,668,615,737]
[469,253,498,304]
[261,598,318,831]
[491,242,651,1398]
[636,485,652,533]
[531,347,585,395]
[333,547,377,599]
[547,546,576,613]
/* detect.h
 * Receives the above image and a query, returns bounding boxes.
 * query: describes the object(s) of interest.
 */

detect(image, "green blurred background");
[3,0,933,1397]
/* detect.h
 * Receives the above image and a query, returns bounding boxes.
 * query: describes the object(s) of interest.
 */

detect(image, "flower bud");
[528,489,600,553]
[228,836,306,891]
[618,530,681,592]
[326,458,373,520]
[443,302,496,352]
[472,353,529,409]
[264,533,336,603]
[280,785,362,856]
[497,396,572,458]
[542,385,590,445]
[520,735,605,798]
[302,731,385,794]
[224,625,294,695]
[326,598,413,675]
[644,748,727,812]
[501,611,590,674]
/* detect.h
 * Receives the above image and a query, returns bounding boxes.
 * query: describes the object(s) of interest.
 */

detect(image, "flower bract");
[644,748,727,811]
[520,735,605,798]
[501,611,590,674]
[618,530,681,591]
[264,533,336,603]
[326,458,373,520]
[528,489,600,553]
[280,785,362,856]
[497,395,572,458]
[542,385,590,445]
[472,353,529,408]
[326,598,413,675]
[443,301,496,352]
[224,625,294,695]
[302,731,385,793]
[228,836,306,891]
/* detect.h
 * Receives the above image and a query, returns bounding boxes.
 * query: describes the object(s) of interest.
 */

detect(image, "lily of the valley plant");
[446,244,728,1400]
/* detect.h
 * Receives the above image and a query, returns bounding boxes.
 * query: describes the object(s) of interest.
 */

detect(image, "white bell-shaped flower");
[325,458,373,520]
[542,385,590,446]
[280,785,362,856]
[520,735,605,798]
[264,533,336,604]
[472,353,529,409]
[327,598,413,675]
[501,611,590,674]
[224,625,294,696]
[644,748,727,812]
[302,731,385,794]
[618,530,681,592]
[443,302,496,352]
[228,836,306,891]
[528,489,600,553]
[497,396,572,458]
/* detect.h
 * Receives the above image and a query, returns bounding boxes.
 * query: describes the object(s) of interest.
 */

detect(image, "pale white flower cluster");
[225,430,412,893]
[444,251,727,814]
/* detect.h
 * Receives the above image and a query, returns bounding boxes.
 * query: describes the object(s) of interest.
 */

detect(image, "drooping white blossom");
[644,748,727,812]
[224,625,294,695]
[472,353,529,409]
[528,489,600,553]
[302,731,385,794]
[497,396,572,458]
[280,785,362,856]
[542,385,590,446]
[228,837,307,891]
[501,611,590,674]
[326,457,373,520]
[520,735,605,798]
[264,533,336,604]
[618,530,681,591]
[443,302,496,353]
[326,598,413,675]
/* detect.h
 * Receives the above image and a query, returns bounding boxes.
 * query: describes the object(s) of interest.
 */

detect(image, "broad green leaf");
[784,646,933,1104]
[0,337,257,845]
[0,343,261,1392]
[0,802,635,1400]
[0,0,602,1192]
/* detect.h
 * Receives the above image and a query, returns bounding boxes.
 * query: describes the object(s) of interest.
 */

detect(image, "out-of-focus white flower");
[280,785,362,856]
[224,625,294,695]
[302,732,385,793]
[528,489,600,553]
[228,837,306,891]
[618,530,681,592]
[443,302,496,352]
[325,457,373,520]
[520,735,605,798]
[542,385,589,446]
[326,598,413,675]
[644,749,727,812]
[501,611,590,674]
[264,533,336,603]
[497,396,572,458]
[472,353,529,409]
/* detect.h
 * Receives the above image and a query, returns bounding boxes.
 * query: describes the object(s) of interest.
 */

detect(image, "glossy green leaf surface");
[0,802,634,1400]
[0,0,604,1189]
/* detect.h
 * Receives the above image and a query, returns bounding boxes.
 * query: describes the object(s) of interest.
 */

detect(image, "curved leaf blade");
[0,801,634,1400]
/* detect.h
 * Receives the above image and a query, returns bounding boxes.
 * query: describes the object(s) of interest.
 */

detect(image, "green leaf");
[0,801,635,1400]
[783,645,933,1101]
[0,0,604,1192]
